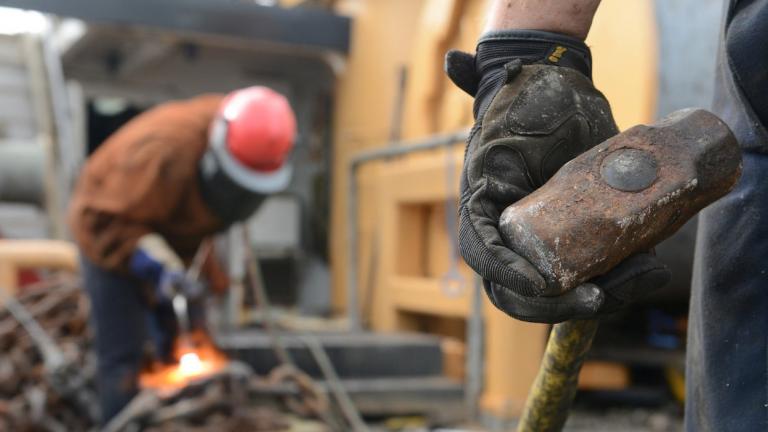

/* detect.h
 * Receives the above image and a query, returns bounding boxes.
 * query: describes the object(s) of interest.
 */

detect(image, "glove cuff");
[476,30,592,77]
[473,30,592,119]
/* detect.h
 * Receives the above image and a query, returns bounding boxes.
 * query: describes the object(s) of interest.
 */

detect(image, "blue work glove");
[129,251,179,305]
[129,234,206,303]
[130,234,208,362]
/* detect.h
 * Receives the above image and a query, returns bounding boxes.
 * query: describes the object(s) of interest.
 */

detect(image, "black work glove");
[447,30,670,324]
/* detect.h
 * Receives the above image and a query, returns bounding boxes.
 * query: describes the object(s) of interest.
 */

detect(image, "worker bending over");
[69,87,297,423]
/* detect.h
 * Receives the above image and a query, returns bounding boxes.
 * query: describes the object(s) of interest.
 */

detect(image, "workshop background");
[0,0,725,431]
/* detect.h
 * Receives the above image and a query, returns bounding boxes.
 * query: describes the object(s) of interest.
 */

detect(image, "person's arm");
[70,134,187,274]
[484,0,601,39]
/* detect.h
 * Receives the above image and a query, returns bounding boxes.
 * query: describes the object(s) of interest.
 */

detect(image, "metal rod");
[1,292,64,370]
[186,239,212,282]
[172,294,190,336]
[349,130,469,167]
[302,335,370,432]
[346,170,360,330]
[242,226,295,367]
[174,240,211,344]
[465,275,484,421]
[516,319,599,432]
[103,390,161,432]
[241,228,349,432]
[0,145,45,205]
[345,130,469,330]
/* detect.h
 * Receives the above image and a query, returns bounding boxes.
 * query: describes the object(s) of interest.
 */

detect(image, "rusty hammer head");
[499,109,742,295]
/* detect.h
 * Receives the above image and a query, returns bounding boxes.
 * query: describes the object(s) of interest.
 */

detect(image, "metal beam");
[0,0,350,54]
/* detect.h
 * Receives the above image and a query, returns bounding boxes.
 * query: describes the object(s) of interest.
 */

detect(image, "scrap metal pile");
[0,277,96,431]
[103,363,295,432]
[0,276,333,432]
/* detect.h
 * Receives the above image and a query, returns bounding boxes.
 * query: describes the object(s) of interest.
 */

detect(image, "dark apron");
[686,1,768,430]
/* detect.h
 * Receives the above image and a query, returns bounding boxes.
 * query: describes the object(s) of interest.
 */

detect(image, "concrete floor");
[564,407,683,432]
[373,406,683,432]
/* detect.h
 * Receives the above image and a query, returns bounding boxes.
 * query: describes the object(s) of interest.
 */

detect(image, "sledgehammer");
[499,109,742,432]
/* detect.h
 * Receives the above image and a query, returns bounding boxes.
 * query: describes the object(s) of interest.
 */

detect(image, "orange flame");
[139,332,228,391]
[179,352,204,375]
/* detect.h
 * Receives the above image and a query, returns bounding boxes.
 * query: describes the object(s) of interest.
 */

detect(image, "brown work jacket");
[69,94,228,290]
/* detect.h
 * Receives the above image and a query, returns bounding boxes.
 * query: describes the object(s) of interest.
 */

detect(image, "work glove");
[130,234,208,362]
[129,233,205,304]
[446,30,670,324]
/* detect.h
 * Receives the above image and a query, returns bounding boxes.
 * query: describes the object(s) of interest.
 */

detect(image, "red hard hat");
[217,86,296,172]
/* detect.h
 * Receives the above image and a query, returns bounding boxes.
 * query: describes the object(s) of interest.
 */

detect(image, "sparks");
[139,332,228,391]
[179,352,204,376]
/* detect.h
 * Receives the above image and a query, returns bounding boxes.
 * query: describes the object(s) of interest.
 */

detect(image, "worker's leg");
[686,2,768,430]
[81,256,147,424]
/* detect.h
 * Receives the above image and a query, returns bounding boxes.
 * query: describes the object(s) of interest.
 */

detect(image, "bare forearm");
[484,0,602,40]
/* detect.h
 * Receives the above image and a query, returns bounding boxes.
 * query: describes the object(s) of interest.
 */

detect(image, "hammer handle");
[516,319,599,432]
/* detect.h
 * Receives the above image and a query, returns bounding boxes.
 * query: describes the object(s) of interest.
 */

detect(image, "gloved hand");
[129,233,205,304]
[446,30,670,324]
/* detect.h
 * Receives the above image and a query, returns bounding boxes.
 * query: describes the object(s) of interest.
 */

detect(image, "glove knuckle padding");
[503,67,611,136]
[483,145,533,208]
[481,65,618,187]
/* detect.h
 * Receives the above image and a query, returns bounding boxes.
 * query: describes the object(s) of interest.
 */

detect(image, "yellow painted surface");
[330,0,428,312]
[587,0,658,129]
[369,145,474,329]
[482,305,549,418]
[400,0,464,139]
[392,276,470,317]
[442,337,467,380]
[579,361,631,390]
[0,239,78,296]
[437,0,489,131]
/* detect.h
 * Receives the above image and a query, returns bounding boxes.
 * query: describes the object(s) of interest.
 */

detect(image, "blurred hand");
[129,233,206,304]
